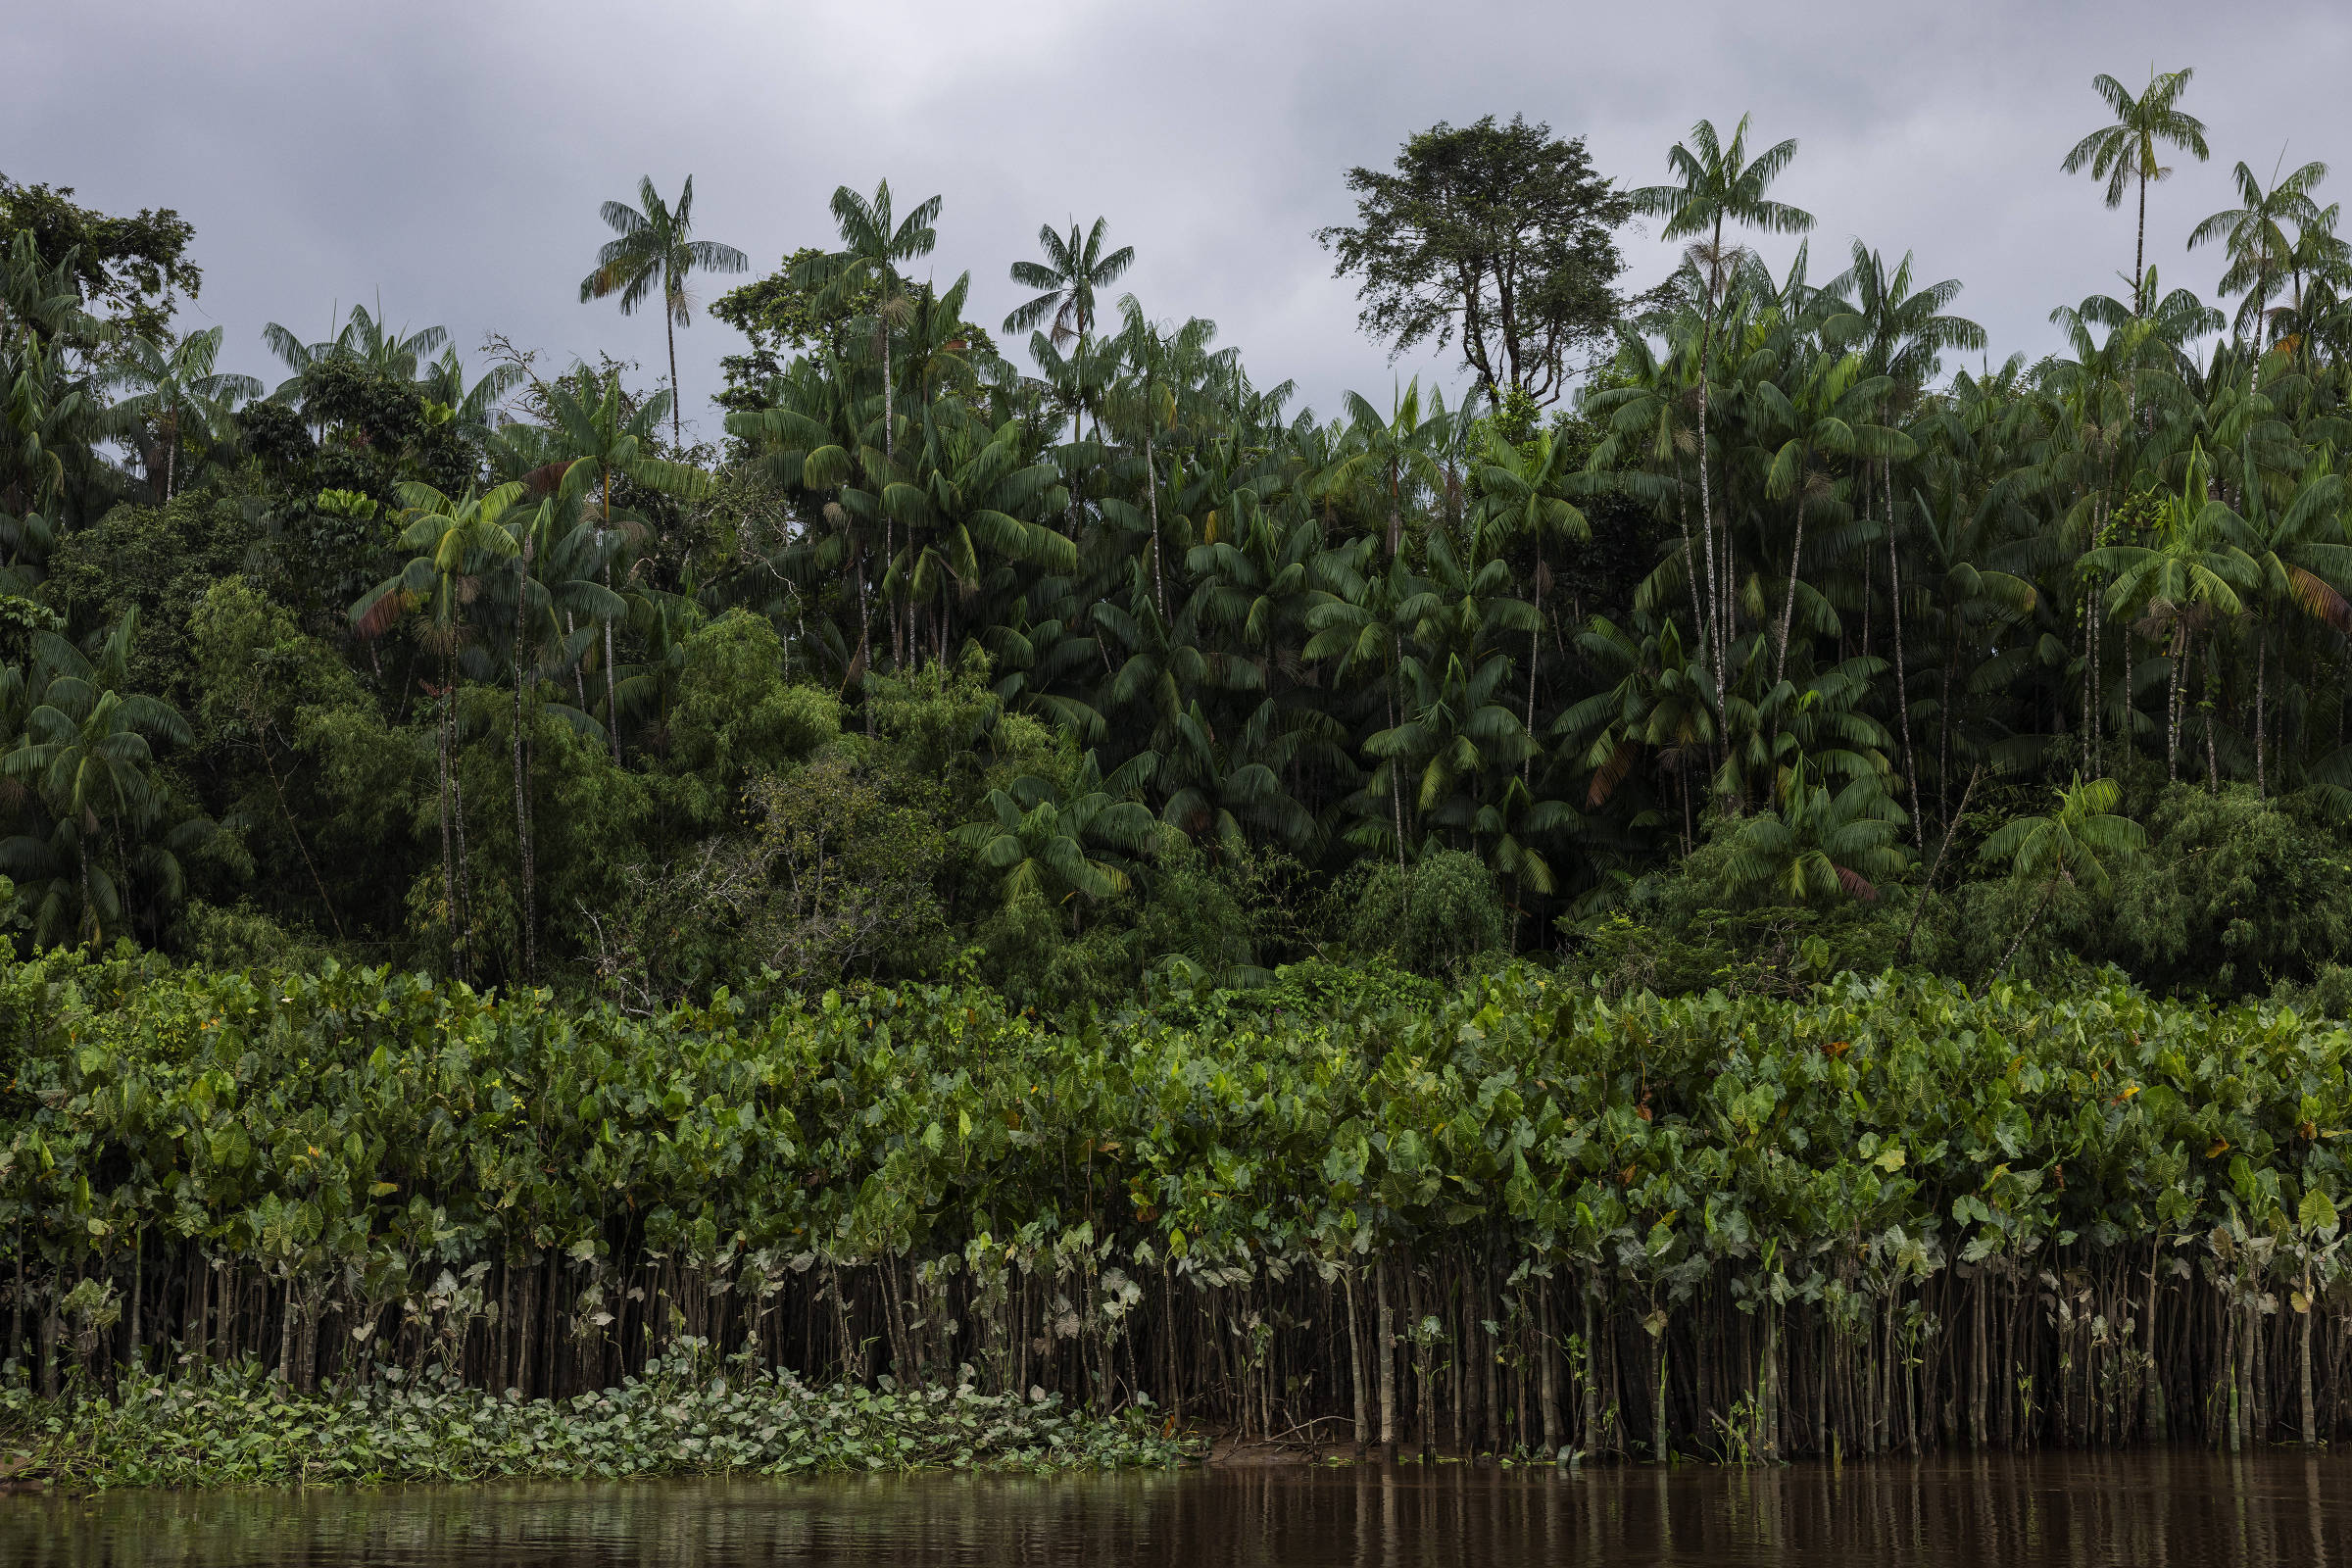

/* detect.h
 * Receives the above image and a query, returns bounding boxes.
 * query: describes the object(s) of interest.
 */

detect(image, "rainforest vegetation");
[5,78,2352,1007]
[9,69,2352,1472]
[5,951,2352,1475]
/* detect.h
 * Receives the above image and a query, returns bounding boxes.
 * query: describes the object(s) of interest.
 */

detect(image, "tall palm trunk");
[2255,618,2268,796]
[2203,653,2220,791]
[1983,873,2064,995]
[1887,465,1922,847]
[1388,688,1407,877]
[1675,472,1708,655]
[453,760,474,975]
[514,543,537,983]
[1145,434,1166,619]
[663,302,683,452]
[2133,169,2149,316]
[1525,566,1544,780]
[1775,506,1806,686]
[438,665,461,979]
[603,475,622,764]
[2167,625,2188,781]
[1694,353,1725,698]
[80,849,98,951]
[881,321,898,673]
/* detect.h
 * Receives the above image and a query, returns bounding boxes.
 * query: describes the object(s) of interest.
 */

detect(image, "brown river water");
[1,1452,2346,1565]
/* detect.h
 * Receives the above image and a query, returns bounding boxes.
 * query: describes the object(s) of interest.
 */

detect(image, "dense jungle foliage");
[4,951,2352,1466]
[8,73,2352,1007]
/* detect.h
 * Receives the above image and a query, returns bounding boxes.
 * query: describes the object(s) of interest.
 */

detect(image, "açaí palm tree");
[2061,68,2210,314]
[580,175,749,450]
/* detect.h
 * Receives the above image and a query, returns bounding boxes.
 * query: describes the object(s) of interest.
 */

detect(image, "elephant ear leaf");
[2300,1188,2338,1239]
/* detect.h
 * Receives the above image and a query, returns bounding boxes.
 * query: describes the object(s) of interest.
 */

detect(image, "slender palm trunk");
[1388,688,1407,875]
[1675,472,1708,652]
[664,309,683,452]
[2168,627,2187,781]
[881,326,897,671]
[2256,618,2268,796]
[1896,763,1979,966]
[603,477,622,764]
[1704,228,1741,701]
[2134,171,2149,316]
[1145,434,1166,619]
[1887,465,1922,846]
[1525,569,1543,780]
[453,761,474,974]
[2204,653,2220,791]
[1376,1261,1396,1448]
[1344,1272,1368,1447]
[849,538,872,698]
[1775,507,1806,686]
[262,740,344,941]
[1983,874,2063,994]
[2301,1263,2318,1445]
[514,546,536,983]
[1695,358,1724,698]
[438,664,461,979]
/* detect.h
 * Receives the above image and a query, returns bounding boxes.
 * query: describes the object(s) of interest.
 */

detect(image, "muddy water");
[2,1451,2345,1565]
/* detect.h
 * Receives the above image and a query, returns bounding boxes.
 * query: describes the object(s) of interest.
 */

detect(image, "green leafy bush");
[3,950,2352,1464]
[15,1357,1194,1489]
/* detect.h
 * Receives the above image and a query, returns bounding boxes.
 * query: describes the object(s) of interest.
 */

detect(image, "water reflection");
[1,1452,2346,1566]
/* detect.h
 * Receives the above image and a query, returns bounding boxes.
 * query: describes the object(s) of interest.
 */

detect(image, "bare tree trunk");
[1538,1284,1560,1456]
[2301,1265,2318,1446]
[2142,1241,2166,1439]
[1344,1272,1368,1447]
[127,1222,141,1372]
[1376,1260,1396,1448]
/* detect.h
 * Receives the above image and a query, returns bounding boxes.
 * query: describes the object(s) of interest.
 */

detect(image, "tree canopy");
[4,79,2352,1012]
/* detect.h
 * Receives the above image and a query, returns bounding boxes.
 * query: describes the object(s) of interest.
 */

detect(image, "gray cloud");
[10,0,2349,437]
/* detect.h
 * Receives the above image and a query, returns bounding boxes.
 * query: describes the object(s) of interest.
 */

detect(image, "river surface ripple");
[3,1451,2348,1565]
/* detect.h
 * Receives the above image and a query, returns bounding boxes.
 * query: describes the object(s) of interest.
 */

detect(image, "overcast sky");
[11,1,2351,441]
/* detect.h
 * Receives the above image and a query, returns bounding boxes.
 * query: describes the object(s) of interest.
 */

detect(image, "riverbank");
[0,1360,1200,1491]
[11,956,2352,1456]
